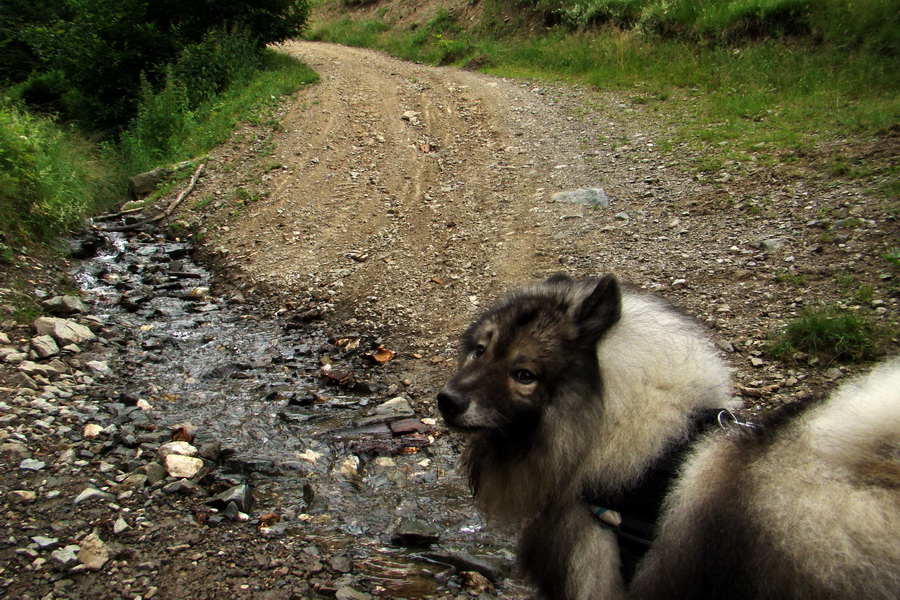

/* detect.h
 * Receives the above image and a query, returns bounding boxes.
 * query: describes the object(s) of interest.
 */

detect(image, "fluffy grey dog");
[437,273,900,600]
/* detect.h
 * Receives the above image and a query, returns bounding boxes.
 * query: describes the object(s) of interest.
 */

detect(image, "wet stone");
[206,483,253,513]
[356,396,415,426]
[162,479,207,497]
[391,518,441,546]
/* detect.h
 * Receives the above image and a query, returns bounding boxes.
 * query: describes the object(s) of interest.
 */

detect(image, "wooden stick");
[100,163,205,233]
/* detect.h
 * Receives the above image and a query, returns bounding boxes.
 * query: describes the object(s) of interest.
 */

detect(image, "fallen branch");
[100,163,205,233]
[92,206,145,222]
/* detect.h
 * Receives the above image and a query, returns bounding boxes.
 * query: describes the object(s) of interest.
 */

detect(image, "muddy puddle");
[72,222,525,597]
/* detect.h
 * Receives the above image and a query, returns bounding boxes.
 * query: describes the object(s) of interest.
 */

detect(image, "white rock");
[33,317,96,346]
[338,455,360,478]
[113,517,131,534]
[74,487,113,504]
[297,449,323,464]
[157,441,198,461]
[77,531,109,571]
[164,454,204,478]
[83,423,104,439]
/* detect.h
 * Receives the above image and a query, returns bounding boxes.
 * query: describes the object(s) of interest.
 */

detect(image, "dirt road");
[186,40,895,410]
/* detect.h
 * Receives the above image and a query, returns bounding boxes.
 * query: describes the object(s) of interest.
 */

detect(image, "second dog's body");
[437,274,900,599]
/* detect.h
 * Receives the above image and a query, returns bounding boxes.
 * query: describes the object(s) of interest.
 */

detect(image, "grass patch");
[1,48,317,255]
[769,307,878,364]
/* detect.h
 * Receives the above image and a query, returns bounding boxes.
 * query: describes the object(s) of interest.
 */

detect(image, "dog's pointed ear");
[574,275,621,343]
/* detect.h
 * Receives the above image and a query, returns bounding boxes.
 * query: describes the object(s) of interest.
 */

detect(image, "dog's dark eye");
[472,345,486,359]
[513,369,537,384]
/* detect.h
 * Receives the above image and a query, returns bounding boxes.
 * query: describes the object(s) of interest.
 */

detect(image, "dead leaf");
[171,426,193,443]
[370,344,395,364]
[258,513,280,529]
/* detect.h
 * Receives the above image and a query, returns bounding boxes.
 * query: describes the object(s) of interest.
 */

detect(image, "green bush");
[3,0,311,132]
[121,48,317,174]
[0,102,119,241]
[173,27,263,107]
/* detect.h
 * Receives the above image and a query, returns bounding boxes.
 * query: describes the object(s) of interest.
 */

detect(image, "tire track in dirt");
[210,42,555,344]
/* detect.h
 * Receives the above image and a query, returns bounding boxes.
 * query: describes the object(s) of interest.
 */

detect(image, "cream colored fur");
[639,358,900,599]
[466,289,735,522]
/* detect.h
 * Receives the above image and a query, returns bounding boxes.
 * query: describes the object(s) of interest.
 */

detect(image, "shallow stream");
[73,223,523,597]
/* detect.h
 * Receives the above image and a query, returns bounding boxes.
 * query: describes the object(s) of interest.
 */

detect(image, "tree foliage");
[1,0,309,131]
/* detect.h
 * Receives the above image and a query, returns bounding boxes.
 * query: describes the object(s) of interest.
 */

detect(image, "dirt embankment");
[182,41,897,404]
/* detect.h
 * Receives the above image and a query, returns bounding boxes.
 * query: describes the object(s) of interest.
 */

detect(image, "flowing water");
[74,224,525,597]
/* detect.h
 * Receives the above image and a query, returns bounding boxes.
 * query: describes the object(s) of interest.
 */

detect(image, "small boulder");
[30,335,60,358]
[33,317,96,346]
[206,483,254,513]
[41,295,88,316]
[77,531,109,571]
[164,454,204,478]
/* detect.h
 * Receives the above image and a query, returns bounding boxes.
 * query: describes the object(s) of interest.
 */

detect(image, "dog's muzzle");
[436,387,469,421]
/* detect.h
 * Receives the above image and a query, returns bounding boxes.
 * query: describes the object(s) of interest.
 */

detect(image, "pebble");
[9,490,37,504]
[113,517,131,534]
[20,458,46,471]
[77,531,109,571]
[51,546,81,570]
[551,187,610,207]
[164,454,205,478]
[31,536,60,550]
[74,487,114,504]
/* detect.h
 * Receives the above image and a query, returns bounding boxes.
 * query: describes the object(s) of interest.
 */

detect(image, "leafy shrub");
[0,102,119,241]
[3,0,311,132]
[172,27,263,107]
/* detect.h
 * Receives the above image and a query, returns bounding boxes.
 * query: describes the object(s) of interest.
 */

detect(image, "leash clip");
[717,409,757,431]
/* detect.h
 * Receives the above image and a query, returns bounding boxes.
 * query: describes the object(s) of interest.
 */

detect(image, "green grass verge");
[121,50,318,175]
[0,102,122,247]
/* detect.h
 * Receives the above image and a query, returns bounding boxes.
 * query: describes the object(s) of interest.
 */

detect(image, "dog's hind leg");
[520,502,627,600]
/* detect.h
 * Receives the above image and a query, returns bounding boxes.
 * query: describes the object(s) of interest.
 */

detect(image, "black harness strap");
[587,408,736,583]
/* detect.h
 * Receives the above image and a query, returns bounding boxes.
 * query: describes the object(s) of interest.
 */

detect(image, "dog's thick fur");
[437,274,900,600]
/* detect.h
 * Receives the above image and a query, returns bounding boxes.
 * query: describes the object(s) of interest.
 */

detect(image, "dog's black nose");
[437,388,468,419]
